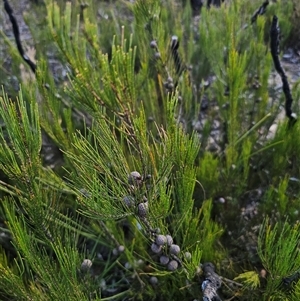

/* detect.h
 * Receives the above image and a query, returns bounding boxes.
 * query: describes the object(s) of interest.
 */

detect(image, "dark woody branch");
[201,262,222,301]
[270,15,297,125]
[3,0,36,73]
[251,0,269,24]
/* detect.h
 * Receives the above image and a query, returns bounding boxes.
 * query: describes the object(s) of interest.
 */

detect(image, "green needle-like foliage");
[258,218,300,300]
[0,87,41,182]
[0,0,300,300]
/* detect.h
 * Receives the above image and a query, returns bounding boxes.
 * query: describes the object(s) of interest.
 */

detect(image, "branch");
[270,15,297,126]
[251,0,269,24]
[3,0,92,123]
[190,0,203,16]
[207,0,223,9]
[201,262,222,301]
[170,35,185,77]
[3,0,36,73]
[282,270,300,286]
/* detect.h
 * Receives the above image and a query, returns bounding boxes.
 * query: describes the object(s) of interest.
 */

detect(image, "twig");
[170,35,185,77]
[270,15,297,126]
[207,0,223,9]
[190,0,203,16]
[282,270,300,286]
[3,0,36,73]
[201,262,222,301]
[220,276,243,288]
[3,0,93,125]
[239,1,269,30]
[207,0,212,9]
[251,0,269,24]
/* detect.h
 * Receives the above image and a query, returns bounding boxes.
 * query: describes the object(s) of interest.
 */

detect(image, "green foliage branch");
[0,0,300,300]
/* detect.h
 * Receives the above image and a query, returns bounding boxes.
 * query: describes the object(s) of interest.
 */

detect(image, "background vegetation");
[0,0,300,300]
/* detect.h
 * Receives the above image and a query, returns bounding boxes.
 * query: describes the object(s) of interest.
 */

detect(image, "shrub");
[0,0,300,300]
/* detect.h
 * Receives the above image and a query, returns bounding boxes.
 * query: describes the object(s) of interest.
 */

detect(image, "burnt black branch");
[207,0,223,9]
[3,0,88,122]
[3,0,36,73]
[251,0,269,24]
[190,0,203,16]
[170,35,185,76]
[201,262,222,301]
[270,15,297,125]
[282,270,300,286]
